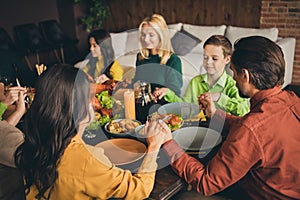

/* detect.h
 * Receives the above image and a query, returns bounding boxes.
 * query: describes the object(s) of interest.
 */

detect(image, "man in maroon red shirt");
[159,36,300,199]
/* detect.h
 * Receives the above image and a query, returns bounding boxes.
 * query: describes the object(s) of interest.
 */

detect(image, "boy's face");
[203,44,230,77]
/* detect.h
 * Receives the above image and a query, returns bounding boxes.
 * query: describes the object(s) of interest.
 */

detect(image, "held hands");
[198,92,217,118]
[0,82,27,106]
[152,87,168,102]
[145,120,172,153]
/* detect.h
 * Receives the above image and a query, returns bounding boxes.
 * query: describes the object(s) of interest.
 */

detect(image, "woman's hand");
[145,120,172,153]
[96,74,110,84]
[152,87,168,101]
[198,92,217,118]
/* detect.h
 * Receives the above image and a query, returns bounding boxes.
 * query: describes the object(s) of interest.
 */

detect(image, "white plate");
[172,126,222,151]
[158,102,200,119]
[95,138,146,166]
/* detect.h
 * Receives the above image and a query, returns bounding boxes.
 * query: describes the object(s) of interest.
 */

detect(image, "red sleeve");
[163,122,261,196]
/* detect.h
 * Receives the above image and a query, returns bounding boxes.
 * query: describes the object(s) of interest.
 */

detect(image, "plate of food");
[104,119,142,138]
[172,126,222,153]
[95,138,147,172]
[147,113,183,132]
[158,102,206,122]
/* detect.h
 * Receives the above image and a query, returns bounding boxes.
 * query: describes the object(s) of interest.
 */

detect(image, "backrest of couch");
[224,25,279,45]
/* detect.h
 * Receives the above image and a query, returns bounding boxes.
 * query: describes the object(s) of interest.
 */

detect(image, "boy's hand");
[198,92,217,118]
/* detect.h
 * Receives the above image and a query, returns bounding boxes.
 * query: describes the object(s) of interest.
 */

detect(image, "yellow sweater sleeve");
[110,61,124,81]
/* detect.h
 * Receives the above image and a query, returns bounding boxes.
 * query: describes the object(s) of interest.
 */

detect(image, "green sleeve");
[0,102,8,120]
[216,77,250,116]
[164,76,205,104]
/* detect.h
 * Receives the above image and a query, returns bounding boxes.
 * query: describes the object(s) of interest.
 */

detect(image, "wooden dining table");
[86,85,236,199]
[83,116,234,200]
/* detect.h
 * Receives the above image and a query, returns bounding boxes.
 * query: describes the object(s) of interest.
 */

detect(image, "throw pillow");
[125,29,139,55]
[110,31,128,58]
[182,24,227,53]
[225,25,279,45]
[168,23,183,38]
[171,29,201,56]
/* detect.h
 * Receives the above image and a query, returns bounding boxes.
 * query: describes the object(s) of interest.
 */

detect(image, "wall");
[102,0,261,32]
[0,0,59,37]
[261,0,300,85]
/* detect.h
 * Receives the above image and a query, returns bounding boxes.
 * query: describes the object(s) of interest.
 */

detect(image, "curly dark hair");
[231,36,285,89]
[14,64,91,199]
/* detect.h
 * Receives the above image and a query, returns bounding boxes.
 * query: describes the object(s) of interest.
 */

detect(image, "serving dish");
[104,119,141,138]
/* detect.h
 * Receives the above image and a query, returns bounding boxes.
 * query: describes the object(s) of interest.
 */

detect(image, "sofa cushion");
[168,23,183,38]
[125,29,139,55]
[182,24,227,53]
[171,29,201,55]
[110,31,128,58]
[225,25,279,45]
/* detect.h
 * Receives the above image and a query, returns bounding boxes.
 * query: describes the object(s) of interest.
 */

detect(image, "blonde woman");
[133,14,183,97]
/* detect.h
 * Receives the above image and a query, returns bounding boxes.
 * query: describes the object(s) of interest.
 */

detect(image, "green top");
[135,53,183,96]
[0,102,8,120]
[164,72,250,116]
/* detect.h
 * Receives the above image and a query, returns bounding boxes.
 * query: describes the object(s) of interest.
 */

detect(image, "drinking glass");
[83,130,97,139]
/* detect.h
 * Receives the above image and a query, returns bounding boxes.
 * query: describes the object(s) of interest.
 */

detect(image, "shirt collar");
[250,86,282,109]
[202,72,227,88]
[71,134,83,144]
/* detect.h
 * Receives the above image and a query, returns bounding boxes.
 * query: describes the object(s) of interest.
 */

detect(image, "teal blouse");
[164,72,250,116]
[134,53,183,96]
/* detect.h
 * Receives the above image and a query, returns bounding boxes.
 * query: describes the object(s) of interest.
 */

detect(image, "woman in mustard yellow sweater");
[14,64,167,200]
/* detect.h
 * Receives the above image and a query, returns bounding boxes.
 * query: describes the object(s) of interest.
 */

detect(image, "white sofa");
[110,24,296,94]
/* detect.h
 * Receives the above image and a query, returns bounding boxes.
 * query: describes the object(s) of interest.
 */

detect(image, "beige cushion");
[125,29,139,55]
[0,121,24,167]
[110,31,128,58]
[182,24,227,53]
[168,23,183,38]
[225,25,279,45]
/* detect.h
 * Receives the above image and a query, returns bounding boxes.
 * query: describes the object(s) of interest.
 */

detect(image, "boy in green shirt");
[153,35,249,116]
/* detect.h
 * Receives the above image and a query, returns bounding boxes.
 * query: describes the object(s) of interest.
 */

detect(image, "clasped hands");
[144,119,172,153]
[0,82,27,113]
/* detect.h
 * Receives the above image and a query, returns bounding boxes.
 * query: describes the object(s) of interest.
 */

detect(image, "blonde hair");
[138,14,174,64]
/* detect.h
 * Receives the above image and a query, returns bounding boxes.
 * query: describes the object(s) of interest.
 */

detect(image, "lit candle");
[124,89,136,119]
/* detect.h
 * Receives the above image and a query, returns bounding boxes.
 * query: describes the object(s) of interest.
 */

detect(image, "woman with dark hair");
[77,29,124,83]
[14,64,166,200]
